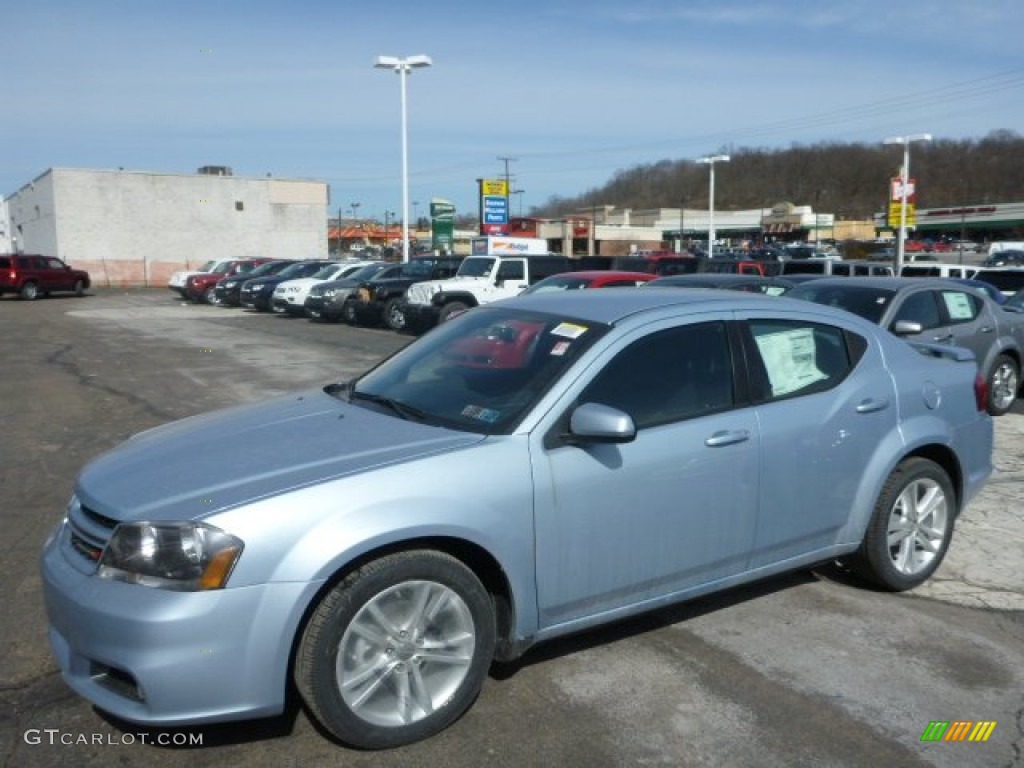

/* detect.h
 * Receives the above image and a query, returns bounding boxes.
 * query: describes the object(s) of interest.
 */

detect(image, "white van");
[899,263,979,279]
[987,241,1024,255]
[783,260,893,277]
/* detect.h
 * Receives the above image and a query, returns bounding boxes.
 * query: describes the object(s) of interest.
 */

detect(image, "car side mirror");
[891,319,924,335]
[566,403,636,444]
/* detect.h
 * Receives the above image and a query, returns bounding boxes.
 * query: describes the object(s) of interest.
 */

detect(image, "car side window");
[579,321,733,429]
[891,291,942,330]
[746,320,852,402]
[497,262,525,282]
[937,290,980,325]
[46,258,65,269]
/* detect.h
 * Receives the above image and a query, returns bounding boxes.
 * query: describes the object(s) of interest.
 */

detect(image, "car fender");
[209,438,540,639]
[435,291,480,308]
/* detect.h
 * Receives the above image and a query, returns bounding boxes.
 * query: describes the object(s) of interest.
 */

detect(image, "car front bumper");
[41,521,321,726]
[399,302,441,333]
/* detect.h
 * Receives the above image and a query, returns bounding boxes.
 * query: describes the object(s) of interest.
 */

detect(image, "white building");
[0,197,11,252]
[5,167,328,286]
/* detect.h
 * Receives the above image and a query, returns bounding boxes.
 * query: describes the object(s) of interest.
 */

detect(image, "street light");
[697,154,730,259]
[883,133,932,274]
[374,54,432,263]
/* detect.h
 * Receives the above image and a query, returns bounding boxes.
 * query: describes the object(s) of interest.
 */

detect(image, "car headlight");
[286,286,302,293]
[321,288,337,298]
[98,522,244,591]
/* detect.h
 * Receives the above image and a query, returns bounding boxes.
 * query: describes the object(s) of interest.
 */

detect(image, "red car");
[0,254,91,300]
[520,270,656,294]
[183,258,272,304]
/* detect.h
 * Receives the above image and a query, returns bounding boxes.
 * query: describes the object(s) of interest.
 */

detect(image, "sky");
[6,0,1024,222]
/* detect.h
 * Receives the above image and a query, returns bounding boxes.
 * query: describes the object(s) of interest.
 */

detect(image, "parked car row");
[166,254,1024,417]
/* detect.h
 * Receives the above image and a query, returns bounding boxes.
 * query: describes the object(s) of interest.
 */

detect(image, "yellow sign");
[888,203,916,228]
[480,179,508,196]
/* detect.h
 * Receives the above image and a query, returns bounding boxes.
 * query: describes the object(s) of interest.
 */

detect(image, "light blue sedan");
[41,289,993,749]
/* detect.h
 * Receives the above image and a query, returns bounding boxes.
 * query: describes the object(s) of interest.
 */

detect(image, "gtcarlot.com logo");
[921,720,997,742]
[24,729,203,746]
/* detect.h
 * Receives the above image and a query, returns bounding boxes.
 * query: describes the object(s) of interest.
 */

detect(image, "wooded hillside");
[531,130,1024,219]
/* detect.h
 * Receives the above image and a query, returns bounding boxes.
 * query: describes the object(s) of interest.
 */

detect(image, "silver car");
[41,289,993,749]
[786,276,1024,415]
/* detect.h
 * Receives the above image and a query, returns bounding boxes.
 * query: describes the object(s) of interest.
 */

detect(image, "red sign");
[890,177,916,203]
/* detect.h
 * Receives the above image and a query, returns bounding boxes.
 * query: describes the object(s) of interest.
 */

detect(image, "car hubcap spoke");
[886,478,948,575]
[337,579,475,727]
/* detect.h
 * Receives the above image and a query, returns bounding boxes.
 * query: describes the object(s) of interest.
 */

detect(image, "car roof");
[501,285,811,326]
[649,273,786,285]
[789,276,970,290]
[546,270,655,280]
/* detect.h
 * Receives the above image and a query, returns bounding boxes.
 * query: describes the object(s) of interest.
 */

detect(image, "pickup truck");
[344,255,464,330]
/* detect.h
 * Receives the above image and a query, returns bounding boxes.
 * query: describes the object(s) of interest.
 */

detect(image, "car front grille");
[68,502,118,564]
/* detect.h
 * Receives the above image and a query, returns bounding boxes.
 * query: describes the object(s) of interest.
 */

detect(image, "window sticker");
[942,292,974,321]
[754,327,828,397]
[461,405,501,423]
[551,322,588,339]
[550,340,571,356]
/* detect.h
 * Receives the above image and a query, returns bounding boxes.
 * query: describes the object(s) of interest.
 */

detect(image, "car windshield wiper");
[348,389,427,422]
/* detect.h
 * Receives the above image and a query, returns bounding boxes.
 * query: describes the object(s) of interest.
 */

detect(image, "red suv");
[0,254,91,300]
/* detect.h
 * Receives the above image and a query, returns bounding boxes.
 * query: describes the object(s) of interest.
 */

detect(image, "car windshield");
[340,307,609,434]
[1005,290,1024,310]
[346,263,388,281]
[314,263,347,279]
[211,261,235,274]
[787,284,896,324]
[247,261,287,278]
[523,276,591,294]
[278,262,321,279]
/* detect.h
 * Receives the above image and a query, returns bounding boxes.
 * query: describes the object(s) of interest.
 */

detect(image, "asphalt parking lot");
[1,289,1022,768]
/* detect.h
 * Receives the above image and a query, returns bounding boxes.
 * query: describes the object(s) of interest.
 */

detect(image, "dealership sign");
[479,178,509,235]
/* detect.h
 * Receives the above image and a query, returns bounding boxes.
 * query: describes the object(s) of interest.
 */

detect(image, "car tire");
[383,298,405,331]
[73,279,86,297]
[203,287,221,306]
[848,457,955,591]
[296,550,495,750]
[986,354,1019,416]
[439,301,469,323]
[20,282,39,301]
[342,299,360,326]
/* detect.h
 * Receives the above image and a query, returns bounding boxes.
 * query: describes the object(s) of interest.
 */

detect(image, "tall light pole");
[374,54,432,263]
[883,133,931,274]
[697,154,729,259]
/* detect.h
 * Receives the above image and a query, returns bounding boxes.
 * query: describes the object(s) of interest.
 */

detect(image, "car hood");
[75,389,484,522]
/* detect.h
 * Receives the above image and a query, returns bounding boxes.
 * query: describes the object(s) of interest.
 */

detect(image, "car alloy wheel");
[73,279,86,297]
[296,550,495,749]
[383,298,406,331]
[341,300,360,325]
[987,354,1019,416]
[848,457,954,591]
[20,282,39,300]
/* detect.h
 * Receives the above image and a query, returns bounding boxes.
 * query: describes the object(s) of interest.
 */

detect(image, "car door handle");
[931,333,954,343]
[979,325,994,333]
[705,429,751,447]
[856,398,890,414]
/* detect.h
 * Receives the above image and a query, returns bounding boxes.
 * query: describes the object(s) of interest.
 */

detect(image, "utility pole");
[497,156,518,191]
